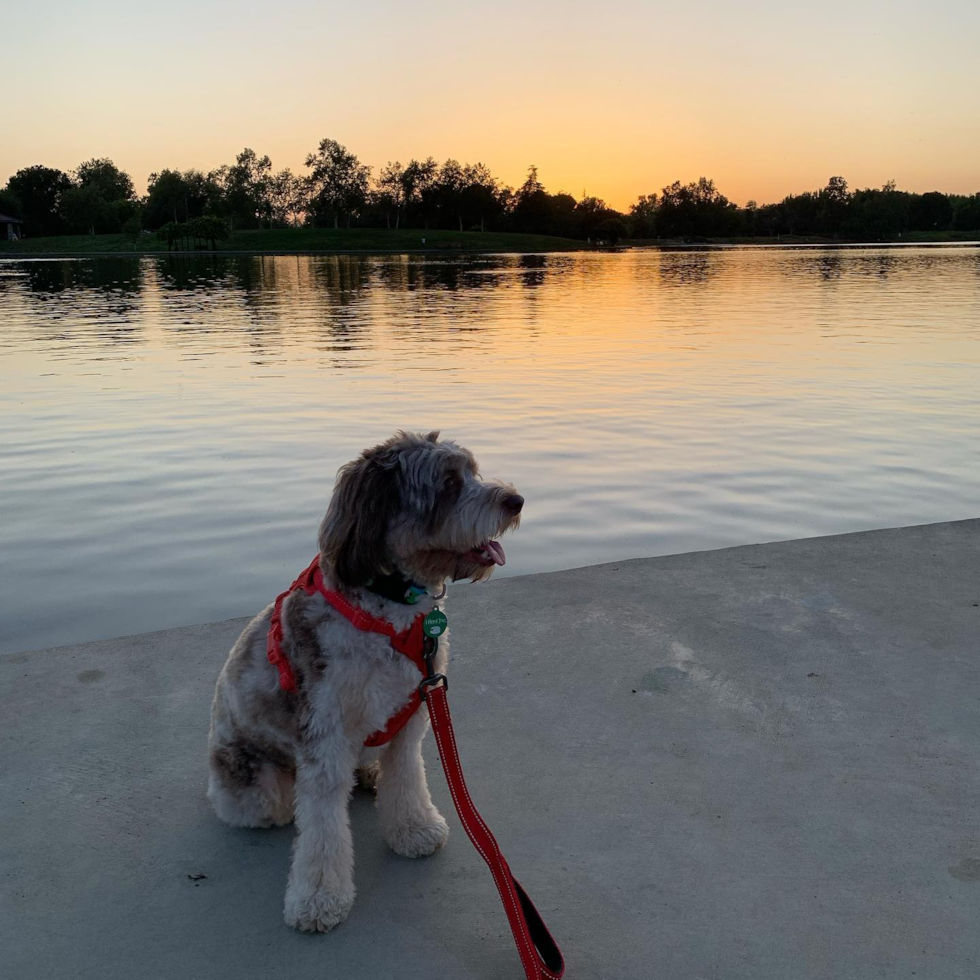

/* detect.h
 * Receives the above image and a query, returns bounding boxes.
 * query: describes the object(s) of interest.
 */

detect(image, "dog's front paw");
[384,810,449,858]
[284,882,355,933]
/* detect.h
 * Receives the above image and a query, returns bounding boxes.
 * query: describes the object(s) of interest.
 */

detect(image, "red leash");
[424,682,565,980]
[267,558,565,978]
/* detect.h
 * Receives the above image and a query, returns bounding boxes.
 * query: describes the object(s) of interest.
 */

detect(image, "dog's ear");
[319,449,401,587]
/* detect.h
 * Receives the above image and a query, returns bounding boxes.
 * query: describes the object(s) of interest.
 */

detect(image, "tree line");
[2,140,978,243]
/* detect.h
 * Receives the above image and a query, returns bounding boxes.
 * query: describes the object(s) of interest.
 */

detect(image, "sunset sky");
[4,0,979,211]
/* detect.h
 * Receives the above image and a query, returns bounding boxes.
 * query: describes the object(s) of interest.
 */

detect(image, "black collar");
[366,570,430,605]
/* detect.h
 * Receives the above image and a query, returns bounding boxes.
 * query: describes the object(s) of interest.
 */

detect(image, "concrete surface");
[2,520,979,980]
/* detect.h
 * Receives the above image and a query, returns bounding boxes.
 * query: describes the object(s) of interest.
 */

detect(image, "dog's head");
[319,431,523,590]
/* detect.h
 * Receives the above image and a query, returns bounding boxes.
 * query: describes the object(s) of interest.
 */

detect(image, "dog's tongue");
[485,540,506,566]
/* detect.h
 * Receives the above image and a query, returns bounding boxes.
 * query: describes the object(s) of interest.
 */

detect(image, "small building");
[1,213,23,241]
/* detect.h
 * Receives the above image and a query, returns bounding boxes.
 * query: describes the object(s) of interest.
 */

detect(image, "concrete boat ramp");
[2,520,978,979]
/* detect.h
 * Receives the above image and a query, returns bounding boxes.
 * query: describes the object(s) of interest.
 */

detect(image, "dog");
[207,431,523,932]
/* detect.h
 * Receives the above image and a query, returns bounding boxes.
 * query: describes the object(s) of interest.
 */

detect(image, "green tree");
[62,184,111,235]
[225,148,272,228]
[375,161,405,229]
[267,169,302,226]
[187,215,231,249]
[145,169,189,227]
[6,165,74,236]
[122,214,142,245]
[75,158,136,203]
[951,193,980,231]
[305,139,371,228]
[0,186,22,220]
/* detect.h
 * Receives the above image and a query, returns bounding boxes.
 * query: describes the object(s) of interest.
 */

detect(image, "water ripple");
[1,248,978,654]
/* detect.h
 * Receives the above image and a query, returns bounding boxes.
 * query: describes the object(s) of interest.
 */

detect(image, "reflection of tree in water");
[517,253,547,288]
[23,258,143,295]
[373,257,473,293]
[853,253,897,280]
[11,258,145,350]
[308,255,373,305]
[153,256,288,361]
[156,254,238,292]
[657,250,718,285]
[803,253,844,281]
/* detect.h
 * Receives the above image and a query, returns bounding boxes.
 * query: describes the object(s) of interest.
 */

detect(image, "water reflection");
[1,247,978,656]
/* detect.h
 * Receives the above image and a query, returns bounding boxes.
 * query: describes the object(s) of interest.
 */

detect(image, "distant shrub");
[122,215,142,245]
[188,215,230,249]
[593,218,628,245]
[155,217,230,251]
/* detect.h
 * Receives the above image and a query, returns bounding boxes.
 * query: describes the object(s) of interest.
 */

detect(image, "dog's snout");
[503,493,524,515]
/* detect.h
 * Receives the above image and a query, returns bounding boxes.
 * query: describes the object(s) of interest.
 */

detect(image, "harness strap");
[266,556,427,746]
[425,683,565,980]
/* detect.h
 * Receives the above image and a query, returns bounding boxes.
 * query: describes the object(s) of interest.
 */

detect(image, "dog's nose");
[503,493,524,515]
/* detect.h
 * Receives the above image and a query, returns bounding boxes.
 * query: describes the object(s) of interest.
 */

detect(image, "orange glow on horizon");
[3,1,979,211]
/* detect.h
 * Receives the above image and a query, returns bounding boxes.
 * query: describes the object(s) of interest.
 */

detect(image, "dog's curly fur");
[207,431,522,933]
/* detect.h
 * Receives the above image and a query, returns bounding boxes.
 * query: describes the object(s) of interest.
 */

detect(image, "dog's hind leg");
[355,746,381,791]
[208,740,295,828]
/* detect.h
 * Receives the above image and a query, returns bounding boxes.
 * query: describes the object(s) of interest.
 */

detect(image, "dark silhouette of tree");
[225,148,272,229]
[460,163,501,232]
[6,165,73,236]
[400,157,438,228]
[655,177,738,237]
[0,186,23,220]
[951,193,980,231]
[593,217,628,245]
[267,169,302,226]
[305,139,371,228]
[574,195,620,240]
[145,170,189,226]
[62,158,139,234]
[910,191,954,231]
[62,185,111,235]
[436,159,466,231]
[375,161,405,229]
[75,158,135,203]
[511,165,555,234]
[629,193,657,236]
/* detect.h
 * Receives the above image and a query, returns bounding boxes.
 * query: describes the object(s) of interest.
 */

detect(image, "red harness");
[267,555,427,746]
[266,556,564,980]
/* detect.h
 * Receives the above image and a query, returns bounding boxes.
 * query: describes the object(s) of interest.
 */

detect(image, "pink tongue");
[485,540,506,566]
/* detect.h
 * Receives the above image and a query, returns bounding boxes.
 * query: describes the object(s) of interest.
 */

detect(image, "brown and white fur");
[207,431,523,932]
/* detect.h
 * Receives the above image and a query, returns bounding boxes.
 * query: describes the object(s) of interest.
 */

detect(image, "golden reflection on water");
[1,248,979,654]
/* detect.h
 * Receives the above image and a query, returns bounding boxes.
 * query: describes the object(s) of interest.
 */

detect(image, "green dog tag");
[423,609,448,637]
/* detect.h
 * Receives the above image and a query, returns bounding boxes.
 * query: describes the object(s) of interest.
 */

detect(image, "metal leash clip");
[418,635,448,697]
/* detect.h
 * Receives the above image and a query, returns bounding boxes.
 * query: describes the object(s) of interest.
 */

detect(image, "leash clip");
[419,635,448,698]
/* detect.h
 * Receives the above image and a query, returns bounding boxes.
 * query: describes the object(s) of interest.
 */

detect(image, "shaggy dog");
[208,431,523,932]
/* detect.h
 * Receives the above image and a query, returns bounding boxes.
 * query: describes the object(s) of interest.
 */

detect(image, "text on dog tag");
[424,609,448,637]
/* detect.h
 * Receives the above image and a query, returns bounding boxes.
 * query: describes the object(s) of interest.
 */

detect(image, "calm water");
[2,248,979,655]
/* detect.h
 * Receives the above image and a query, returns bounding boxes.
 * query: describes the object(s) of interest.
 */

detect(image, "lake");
[2,247,978,655]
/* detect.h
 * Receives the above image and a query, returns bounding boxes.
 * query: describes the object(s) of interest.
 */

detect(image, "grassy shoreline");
[0,227,590,257]
[1,227,976,259]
